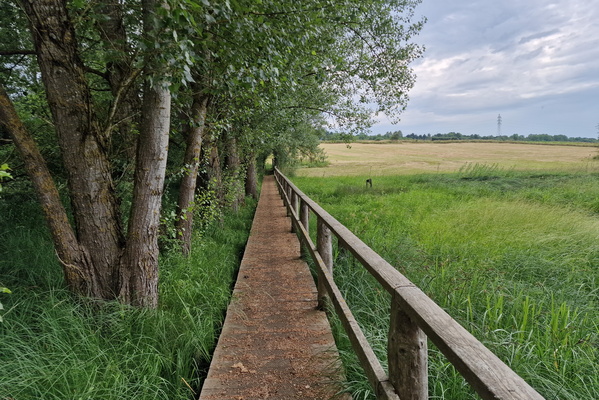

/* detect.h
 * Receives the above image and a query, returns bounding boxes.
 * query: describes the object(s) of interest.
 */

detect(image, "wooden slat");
[275,168,545,400]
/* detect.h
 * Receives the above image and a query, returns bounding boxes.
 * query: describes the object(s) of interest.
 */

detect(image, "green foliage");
[0,163,10,192]
[161,0,426,165]
[294,171,599,399]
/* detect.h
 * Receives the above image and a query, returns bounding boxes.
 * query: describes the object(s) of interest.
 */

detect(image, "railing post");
[300,201,309,232]
[285,185,292,216]
[278,176,282,195]
[277,174,282,196]
[290,192,299,232]
[388,293,428,400]
[316,217,333,309]
[299,200,310,258]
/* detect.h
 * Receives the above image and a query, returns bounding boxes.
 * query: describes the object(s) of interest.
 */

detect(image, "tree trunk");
[119,0,171,307]
[175,91,209,255]
[225,134,243,211]
[244,151,258,200]
[20,0,124,299]
[0,84,94,294]
[200,137,225,207]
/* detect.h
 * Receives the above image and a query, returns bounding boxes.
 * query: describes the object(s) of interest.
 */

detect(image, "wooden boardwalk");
[198,176,348,400]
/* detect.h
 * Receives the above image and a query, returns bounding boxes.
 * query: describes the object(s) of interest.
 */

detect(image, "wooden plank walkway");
[198,175,348,400]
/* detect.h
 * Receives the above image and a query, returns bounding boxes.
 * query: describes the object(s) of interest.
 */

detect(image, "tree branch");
[102,67,143,138]
[85,66,110,80]
[0,49,36,56]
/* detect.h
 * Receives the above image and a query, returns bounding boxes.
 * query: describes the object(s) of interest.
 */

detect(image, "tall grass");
[0,190,256,399]
[293,169,599,399]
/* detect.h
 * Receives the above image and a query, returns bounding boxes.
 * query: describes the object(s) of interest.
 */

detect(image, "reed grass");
[294,169,599,399]
[0,191,256,399]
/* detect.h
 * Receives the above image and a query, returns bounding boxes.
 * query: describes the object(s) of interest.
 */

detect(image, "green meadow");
[292,145,599,399]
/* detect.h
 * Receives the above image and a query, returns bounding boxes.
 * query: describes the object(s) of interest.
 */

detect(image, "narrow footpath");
[198,175,348,400]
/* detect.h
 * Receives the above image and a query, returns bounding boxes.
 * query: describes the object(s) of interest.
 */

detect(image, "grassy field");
[296,142,599,176]
[292,142,599,399]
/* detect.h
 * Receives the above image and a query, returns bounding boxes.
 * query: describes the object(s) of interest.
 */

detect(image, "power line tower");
[497,114,502,137]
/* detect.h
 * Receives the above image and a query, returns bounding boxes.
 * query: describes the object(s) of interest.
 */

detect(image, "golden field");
[296,141,599,177]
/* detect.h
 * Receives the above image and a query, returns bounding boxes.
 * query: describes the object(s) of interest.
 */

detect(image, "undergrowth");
[294,168,599,400]
[0,190,256,399]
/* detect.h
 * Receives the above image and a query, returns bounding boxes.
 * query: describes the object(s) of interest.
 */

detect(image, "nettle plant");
[0,163,10,191]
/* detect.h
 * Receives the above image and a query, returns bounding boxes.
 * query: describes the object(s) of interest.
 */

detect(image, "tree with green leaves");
[1,0,425,306]
[167,0,425,252]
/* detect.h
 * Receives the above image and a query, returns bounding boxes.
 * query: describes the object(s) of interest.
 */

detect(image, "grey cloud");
[515,47,544,62]
[518,29,561,45]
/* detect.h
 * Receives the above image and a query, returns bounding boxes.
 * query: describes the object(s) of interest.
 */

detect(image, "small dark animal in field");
[366,178,372,188]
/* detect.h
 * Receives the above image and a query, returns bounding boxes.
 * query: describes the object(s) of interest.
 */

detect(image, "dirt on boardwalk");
[198,175,349,400]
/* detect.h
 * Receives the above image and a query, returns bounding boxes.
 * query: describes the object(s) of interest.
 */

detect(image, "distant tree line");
[321,130,404,141]
[321,130,597,143]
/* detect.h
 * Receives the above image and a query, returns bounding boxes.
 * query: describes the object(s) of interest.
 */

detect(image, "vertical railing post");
[285,181,293,217]
[388,293,428,400]
[316,217,333,309]
[300,201,309,232]
[277,174,282,195]
[290,192,299,232]
[299,200,310,258]
[276,176,281,196]
[278,175,283,196]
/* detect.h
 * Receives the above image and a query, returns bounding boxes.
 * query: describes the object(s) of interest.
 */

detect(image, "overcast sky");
[371,0,599,138]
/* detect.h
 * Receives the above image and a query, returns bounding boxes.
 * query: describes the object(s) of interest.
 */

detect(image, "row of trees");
[421,132,597,142]
[320,129,404,141]
[0,0,424,307]
[322,131,597,142]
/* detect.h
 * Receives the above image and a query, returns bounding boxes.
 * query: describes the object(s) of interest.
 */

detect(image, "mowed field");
[297,142,599,176]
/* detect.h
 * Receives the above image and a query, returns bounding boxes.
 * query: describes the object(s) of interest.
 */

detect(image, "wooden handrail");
[274,167,545,400]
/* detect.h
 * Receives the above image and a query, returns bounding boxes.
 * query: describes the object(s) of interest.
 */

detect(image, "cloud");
[519,29,561,45]
[372,0,599,137]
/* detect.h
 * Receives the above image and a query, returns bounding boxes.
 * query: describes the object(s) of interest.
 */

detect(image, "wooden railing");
[274,167,545,400]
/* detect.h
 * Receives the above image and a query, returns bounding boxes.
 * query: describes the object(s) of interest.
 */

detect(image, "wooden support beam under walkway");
[199,175,348,400]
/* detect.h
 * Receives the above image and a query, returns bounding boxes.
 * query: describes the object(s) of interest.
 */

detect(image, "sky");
[371,0,599,138]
